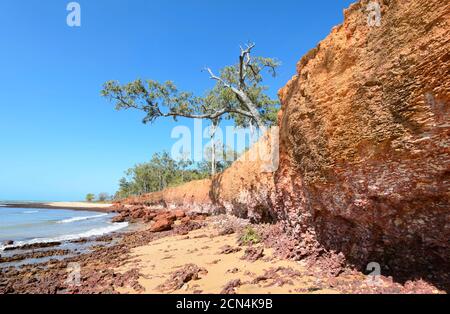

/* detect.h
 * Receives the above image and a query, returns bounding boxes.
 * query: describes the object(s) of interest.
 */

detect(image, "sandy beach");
[114,225,339,294]
[45,202,113,209]
[0,211,445,294]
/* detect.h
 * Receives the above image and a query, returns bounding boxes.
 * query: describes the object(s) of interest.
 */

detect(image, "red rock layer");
[276,0,449,279]
[117,132,277,223]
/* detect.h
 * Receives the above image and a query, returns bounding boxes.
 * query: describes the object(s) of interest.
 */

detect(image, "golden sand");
[45,202,112,209]
[115,226,339,294]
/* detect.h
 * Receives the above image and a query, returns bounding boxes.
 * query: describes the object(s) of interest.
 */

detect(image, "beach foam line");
[57,213,108,224]
[23,210,39,214]
[0,222,128,251]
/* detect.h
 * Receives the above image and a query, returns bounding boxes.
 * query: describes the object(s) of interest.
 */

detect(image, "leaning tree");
[203,43,280,131]
[101,43,280,175]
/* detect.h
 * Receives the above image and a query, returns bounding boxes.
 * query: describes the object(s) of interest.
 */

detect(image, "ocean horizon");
[0,200,81,204]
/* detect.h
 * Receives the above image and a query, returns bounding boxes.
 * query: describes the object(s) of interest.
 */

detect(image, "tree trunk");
[210,120,218,176]
[211,144,216,176]
[249,120,255,144]
[233,88,279,173]
[232,87,265,131]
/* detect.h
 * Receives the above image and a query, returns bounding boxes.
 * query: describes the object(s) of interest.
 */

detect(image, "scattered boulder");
[226,268,239,274]
[251,267,297,288]
[113,268,144,292]
[221,279,241,294]
[131,209,145,220]
[218,245,242,255]
[112,215,126,223]
[150,218,172,233]
[180,216,191,224]
[154,212,176,223]
[174,220,203,235]
[193,214,207,221]
[241,247,264,262]
[166,213,177,222]
[218,227,235,236]
[143,212,157,223]
[174,210,186,219]
[157,264,208,292]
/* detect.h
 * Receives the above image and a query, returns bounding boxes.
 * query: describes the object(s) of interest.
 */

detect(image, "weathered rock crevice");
[275,0,449,289]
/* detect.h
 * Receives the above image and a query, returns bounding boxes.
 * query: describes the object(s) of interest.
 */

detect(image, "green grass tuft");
[239,226,261,245]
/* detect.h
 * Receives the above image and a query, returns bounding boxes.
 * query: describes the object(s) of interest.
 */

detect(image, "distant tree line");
[85,192,112,203]
[114,150,238,200]
[85,148,238,202]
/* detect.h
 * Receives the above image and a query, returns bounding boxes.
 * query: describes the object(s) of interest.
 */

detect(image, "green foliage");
[115,152,209,200]
[215,52,281,128]
[97,193,110,202]
[239,226,262,245]
[115,148,242,200]
[197,144,237,175]
[101,80,205,124]
[85,193,95,202]
[101,44,281,129]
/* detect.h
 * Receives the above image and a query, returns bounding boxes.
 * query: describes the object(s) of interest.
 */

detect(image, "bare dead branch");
[204,67,231,89]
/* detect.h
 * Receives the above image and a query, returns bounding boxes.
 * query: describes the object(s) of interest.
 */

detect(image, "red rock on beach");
[112,215,126,223]
[174,209,186,219]
[150,218,173,232]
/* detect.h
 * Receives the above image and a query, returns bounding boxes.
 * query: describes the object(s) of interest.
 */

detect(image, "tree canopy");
[115,149,240,200]
[103,43,281,197]
[97,193,111,202]
[85,193,95,202]
[101,43,280,129]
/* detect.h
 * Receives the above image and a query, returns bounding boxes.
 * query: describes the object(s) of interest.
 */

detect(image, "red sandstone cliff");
[118,132,277,222]
[276,0,449,279]
[117,0,449,287]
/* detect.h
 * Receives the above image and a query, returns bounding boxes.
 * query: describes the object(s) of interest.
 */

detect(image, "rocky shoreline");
[0,207,208,294]
[1,205,446,294]
[0,202,120,253]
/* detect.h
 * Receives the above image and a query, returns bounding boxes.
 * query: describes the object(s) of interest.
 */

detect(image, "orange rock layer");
[118,132,277,223]
[275,0,449,276]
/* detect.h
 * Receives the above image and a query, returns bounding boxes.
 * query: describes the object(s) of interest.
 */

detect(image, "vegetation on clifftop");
[114,150,238,200]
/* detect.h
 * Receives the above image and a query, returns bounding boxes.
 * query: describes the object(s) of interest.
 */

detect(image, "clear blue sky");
[0,0,354,201]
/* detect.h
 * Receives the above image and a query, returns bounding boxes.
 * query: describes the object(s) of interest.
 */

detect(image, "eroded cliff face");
[276,0,449,276]
[117,133,277,223]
